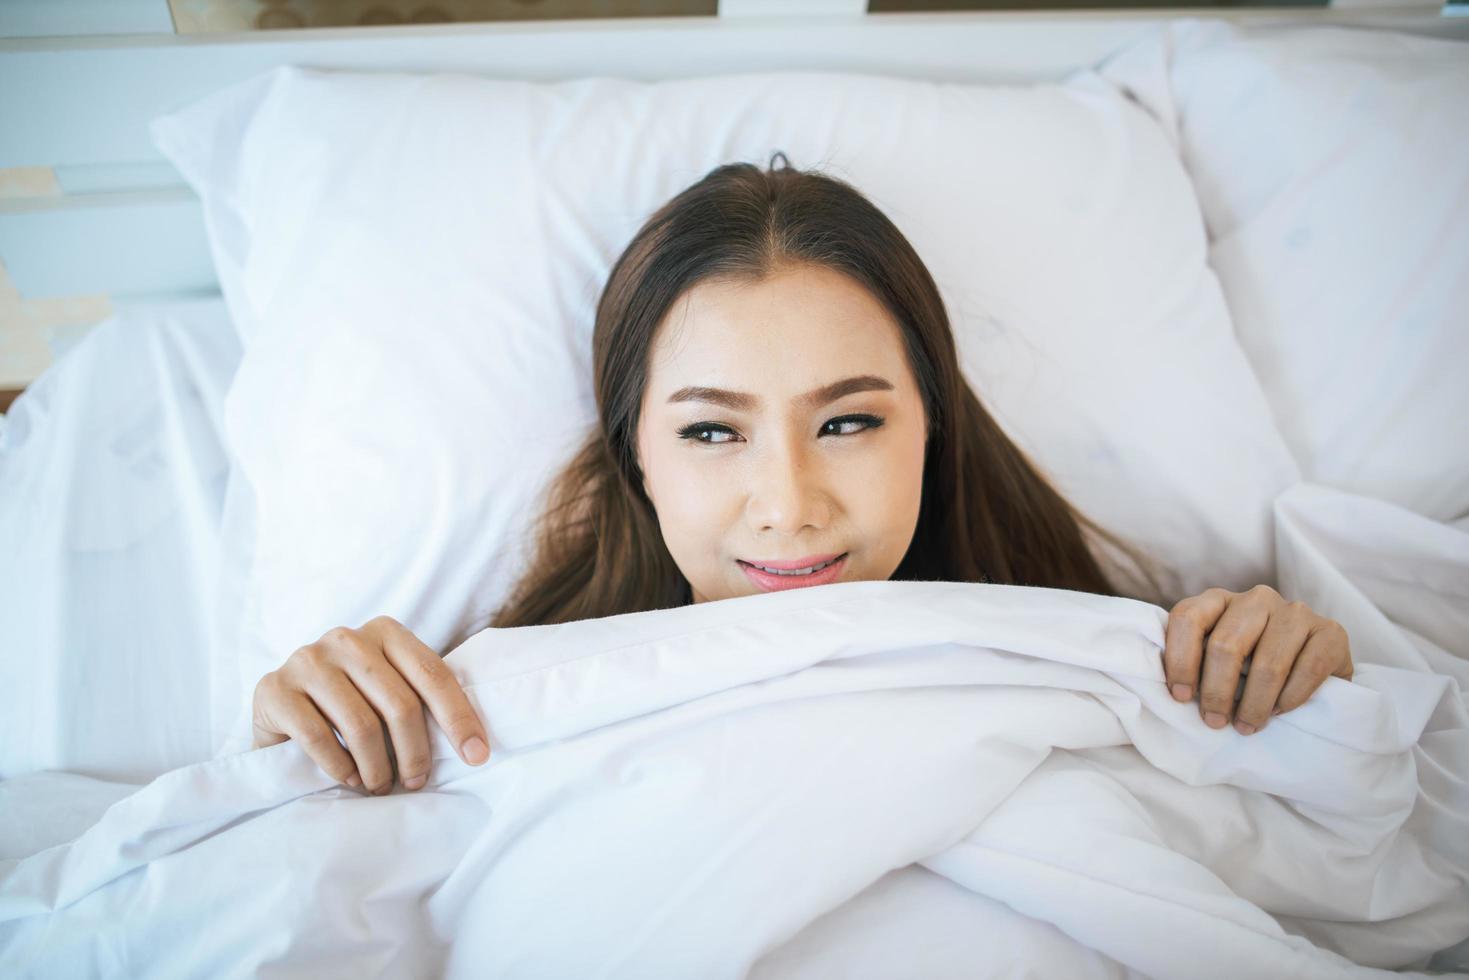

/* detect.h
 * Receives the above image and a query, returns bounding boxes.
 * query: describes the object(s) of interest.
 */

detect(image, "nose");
[744,431,832,535]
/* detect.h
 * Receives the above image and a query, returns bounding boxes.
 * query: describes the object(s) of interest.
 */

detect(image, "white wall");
[0,0,173,38]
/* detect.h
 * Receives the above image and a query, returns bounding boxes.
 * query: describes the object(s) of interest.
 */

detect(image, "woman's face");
[635,262,929,604]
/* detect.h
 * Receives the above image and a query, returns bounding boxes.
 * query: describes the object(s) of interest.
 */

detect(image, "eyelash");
[676,414,886,445]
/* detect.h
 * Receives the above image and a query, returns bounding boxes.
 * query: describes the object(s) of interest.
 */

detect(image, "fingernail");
[1234,720,1256,735]
[462,736,489,765]
[1204,712,1227,729]
[346,773,362,788]
[404,774,426,791]
[1171,684,1191,702]
[373,783,391,796]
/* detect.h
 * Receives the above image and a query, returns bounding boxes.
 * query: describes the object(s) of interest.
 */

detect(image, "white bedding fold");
[2,570,1465,979]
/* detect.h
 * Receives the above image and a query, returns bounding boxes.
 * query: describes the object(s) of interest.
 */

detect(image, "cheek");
[641,446,734,542]
[847,424,926,568]
[872,439,925,517]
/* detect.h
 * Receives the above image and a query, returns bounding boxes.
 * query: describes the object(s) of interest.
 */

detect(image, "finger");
[305,667,397,795]
[258,680,362,787]
[1198,590,1272,729]
[1232,603,1312,735]
[1330,624,1354,681]
[253,727,289,750]
[252,674,292,750]
[374,616,491,767]
[339,647,434,791]
[1276,621,1351,714]
[1164,588,1231,703]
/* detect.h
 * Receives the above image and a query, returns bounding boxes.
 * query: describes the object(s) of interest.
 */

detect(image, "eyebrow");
[666,374,896,412]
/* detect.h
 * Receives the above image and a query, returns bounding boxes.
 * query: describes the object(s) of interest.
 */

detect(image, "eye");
[675,414,886,446]
[677,423,742,445]
[821,414,886,437]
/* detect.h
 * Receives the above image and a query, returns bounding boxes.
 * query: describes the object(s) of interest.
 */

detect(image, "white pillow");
[1100,20,1469,522]
[150,65,1300,755]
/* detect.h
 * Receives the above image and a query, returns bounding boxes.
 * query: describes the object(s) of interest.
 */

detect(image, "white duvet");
[1,485,1466,979]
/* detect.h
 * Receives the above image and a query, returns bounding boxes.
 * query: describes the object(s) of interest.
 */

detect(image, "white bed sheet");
[1,484,1466,978]
[0,295,241,784]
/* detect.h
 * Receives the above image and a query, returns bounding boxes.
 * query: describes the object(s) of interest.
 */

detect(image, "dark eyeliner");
[823,413,885,435]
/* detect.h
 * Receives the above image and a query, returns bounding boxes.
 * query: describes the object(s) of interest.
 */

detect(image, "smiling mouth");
[739,555,844,576]
[736,553,850,592]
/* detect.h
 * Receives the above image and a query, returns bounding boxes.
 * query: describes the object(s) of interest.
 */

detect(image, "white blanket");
[1,484,1466,978]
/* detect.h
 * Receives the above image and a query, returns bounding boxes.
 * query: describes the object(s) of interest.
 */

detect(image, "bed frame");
[0,1,1465,410]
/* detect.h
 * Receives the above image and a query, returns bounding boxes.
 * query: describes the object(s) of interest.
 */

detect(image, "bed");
[2,7,1467,977]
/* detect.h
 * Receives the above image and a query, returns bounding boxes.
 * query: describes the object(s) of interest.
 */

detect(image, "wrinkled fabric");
[0,296,240,782]
[2,507,1466,979]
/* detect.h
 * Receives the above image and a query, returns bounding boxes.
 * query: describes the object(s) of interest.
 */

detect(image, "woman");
[251,156,1354,796]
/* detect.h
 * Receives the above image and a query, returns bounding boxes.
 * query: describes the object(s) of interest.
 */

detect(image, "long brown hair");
[492,155,1157,628]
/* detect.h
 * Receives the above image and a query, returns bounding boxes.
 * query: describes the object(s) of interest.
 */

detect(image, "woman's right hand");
[251,615,490,794]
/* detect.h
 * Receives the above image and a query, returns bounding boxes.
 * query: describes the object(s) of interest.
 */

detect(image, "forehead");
[647,264,910,391]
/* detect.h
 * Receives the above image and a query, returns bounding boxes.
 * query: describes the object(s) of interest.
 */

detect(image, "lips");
[740,553,844,572]
[738,553,849,592]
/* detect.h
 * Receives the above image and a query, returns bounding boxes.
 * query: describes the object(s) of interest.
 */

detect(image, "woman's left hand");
[1163,585,1353,735]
